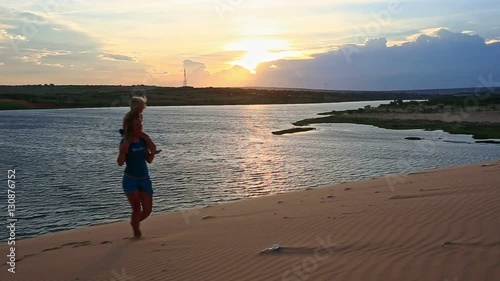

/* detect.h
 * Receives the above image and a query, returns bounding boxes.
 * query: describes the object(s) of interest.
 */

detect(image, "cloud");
[183,59,206,71]
[1,0,499,90]
[0,7,148,84]
[184,62,210,86]
[244,28,500,90]
[0,29,27,41]
[99,53,137,62]
[486,39,500,44]
[180,28,500,90]
[17,49,70,66]
[178,62,252,87]
[363,37,387,49]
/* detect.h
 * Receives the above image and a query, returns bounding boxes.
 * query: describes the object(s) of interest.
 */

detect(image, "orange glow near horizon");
[226,39,304,73]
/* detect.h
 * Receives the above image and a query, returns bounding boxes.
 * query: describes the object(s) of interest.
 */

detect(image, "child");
[120,96,159,155]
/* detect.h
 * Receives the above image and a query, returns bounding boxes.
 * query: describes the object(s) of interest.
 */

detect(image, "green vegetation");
[272,127,316,135]
[292,94,500,139]
[0,85,436,110]
[0,102,26,110]
[294,115,500,139]
[476,140,500,144]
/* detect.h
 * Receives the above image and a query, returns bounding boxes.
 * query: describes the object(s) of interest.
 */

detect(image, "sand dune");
[1,161,499,281]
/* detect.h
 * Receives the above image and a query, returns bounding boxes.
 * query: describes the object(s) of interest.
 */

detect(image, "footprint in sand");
[419,188,441,192]
[42,246,62,252]
[442,241,500,249]
[42,240,92,252]
[389,194,422,200]
[12,253,36,264]
[61,241,92,248]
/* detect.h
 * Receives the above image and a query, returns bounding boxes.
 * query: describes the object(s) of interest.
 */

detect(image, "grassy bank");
[288,95,500,139]
[293,115,500,139]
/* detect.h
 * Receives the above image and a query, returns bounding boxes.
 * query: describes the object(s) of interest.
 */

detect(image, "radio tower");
[183,68,187,87]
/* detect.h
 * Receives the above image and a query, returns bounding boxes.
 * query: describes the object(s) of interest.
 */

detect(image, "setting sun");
[226,39,303,73]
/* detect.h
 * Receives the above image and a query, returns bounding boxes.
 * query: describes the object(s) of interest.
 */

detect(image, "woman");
[117,112,155,238]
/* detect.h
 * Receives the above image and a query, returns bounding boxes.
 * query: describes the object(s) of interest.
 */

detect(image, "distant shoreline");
[279,97,500,140]
[0,85,456,110]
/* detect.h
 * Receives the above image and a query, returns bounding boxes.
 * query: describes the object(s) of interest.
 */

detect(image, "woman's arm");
[146,146,155,164]
[117,140,129,166]
[141,132,157,154]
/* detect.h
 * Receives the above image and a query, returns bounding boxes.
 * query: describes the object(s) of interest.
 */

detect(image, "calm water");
[1,101,499,240]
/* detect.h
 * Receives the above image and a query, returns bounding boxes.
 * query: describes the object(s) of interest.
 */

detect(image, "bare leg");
[139,191,153,221]
[126,191,142,238]
[141,133,157,154]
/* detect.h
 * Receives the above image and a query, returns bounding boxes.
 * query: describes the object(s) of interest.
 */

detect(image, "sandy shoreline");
[2,161,499,280]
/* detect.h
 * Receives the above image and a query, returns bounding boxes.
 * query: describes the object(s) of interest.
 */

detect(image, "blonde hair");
[123,112,141,141]
[129,96,147,110]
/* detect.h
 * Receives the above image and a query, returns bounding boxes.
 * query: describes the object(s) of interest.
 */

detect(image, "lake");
[1,101,499,240]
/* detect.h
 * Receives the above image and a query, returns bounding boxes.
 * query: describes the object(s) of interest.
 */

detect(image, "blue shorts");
[122,175,153,196]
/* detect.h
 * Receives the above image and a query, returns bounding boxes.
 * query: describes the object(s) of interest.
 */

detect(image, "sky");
[0,0,499,90]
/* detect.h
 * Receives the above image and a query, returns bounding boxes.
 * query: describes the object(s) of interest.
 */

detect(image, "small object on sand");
[260,244,282,253]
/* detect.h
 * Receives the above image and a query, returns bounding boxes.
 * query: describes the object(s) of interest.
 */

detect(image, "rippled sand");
[1,161,499,280]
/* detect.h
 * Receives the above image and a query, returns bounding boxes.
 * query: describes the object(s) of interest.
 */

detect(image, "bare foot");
[129,235,142,241]
[130,222,142,239]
